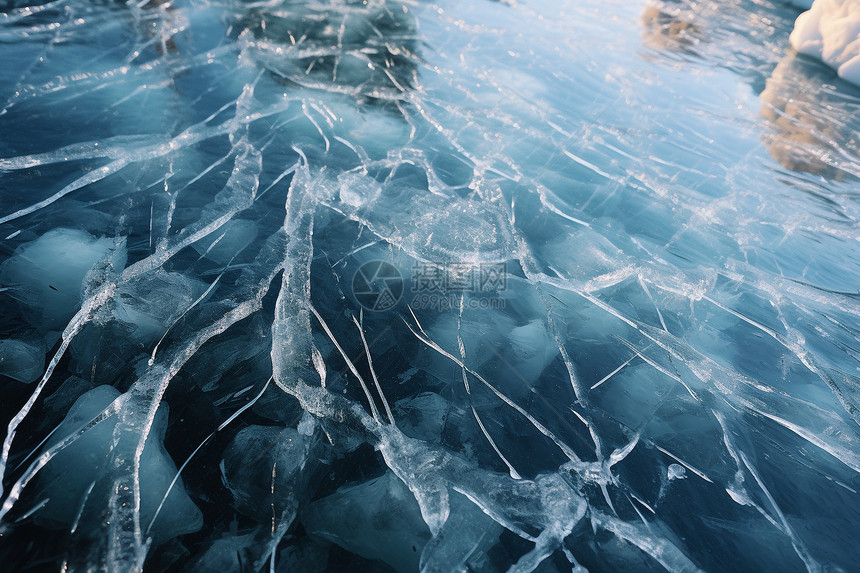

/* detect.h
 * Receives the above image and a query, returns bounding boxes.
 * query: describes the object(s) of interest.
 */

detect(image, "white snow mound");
[790,0,860,85]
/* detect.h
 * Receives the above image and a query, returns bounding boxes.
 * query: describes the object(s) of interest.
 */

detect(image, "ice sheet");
[0,0,859,571]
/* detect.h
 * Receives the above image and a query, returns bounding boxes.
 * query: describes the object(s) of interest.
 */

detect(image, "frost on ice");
[1,0,860,572]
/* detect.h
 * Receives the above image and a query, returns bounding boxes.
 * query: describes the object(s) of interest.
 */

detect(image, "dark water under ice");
[1,0,859,571]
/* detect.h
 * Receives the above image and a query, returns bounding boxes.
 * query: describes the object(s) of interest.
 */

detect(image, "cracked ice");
[0,0,859,571]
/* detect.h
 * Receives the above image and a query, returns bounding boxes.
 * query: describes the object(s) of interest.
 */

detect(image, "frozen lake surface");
[1,0,859,571]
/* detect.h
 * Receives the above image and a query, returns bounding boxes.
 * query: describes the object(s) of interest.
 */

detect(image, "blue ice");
[0,0,859,571]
